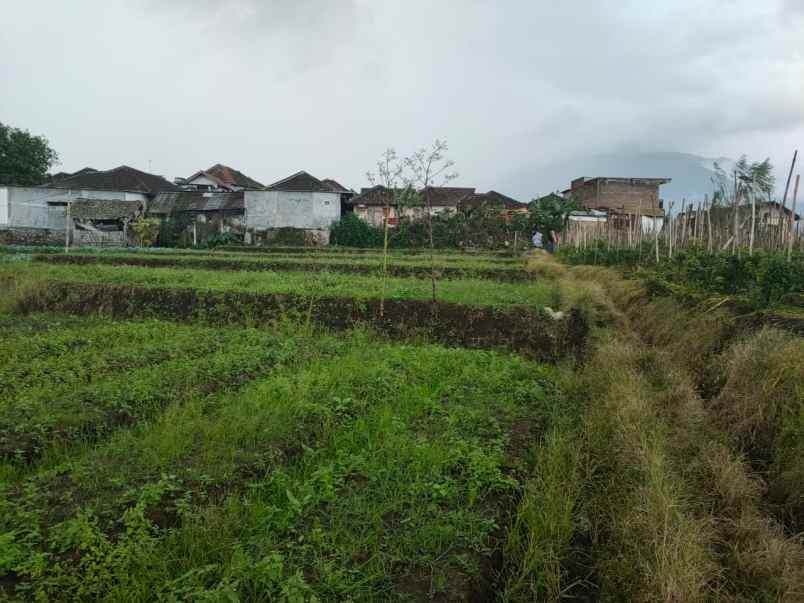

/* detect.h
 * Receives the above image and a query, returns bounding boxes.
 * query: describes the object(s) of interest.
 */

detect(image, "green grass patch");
[0,263,559,309]
[0,316,331,465]
[1,327,563,601]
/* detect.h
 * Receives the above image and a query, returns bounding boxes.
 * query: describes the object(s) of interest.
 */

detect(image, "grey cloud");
[1,0,801,201]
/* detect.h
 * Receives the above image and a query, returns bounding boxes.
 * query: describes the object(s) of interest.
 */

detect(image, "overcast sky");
[1,0,803,198]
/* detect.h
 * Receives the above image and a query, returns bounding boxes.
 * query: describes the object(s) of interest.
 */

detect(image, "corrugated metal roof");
[149,191,245,214]
[70,198,142,220]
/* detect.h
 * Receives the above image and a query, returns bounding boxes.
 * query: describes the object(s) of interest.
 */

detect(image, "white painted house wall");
[0,186,147,229]
[245,190,340,230]
[185,175,220,189]
[0,188,8,225]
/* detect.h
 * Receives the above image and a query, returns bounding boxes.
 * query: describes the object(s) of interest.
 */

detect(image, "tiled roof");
[49,167,98,183]
[348,185,477,207]
[46,165,178,194]
[347,185,396,206]
[421,186,476,207]
[148,191,245,214]
[265,170,329,192]
[70,198,142,220]
[459,190,527,211]
[321,178,350,193]
[186,164,264,190]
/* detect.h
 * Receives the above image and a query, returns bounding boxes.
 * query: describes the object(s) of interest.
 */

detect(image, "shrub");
[207,232,241,248]
[330,209,533,250]
[130,218,161,247]
[330,213,384,248]
[560,244,804,309]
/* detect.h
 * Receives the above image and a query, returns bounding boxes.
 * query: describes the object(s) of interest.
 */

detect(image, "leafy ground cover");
[561,243,804,309]
[30,252,533,282]
[0,317,333,466]
[0,320,568,601]
[0,245,522,265]
[0,262,559,309]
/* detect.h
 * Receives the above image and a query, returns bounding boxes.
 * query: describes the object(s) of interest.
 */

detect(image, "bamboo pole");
[733,172,739,255]
[668,201,674,259]
[789,174,799,263]
[749,191,756,256]
[781,150,797,218]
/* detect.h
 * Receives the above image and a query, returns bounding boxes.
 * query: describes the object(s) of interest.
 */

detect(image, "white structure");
[180,164,264,192]
[245,171,341,244]
[1,166,176,236]
[0,185,146,229]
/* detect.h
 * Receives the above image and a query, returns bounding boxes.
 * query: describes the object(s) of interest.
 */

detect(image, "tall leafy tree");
[0,122,59,185]
[711,156,775,206]
[529,194,576,234]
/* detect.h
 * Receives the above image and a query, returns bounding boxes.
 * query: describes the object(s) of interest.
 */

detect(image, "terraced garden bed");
[32,252,533,282]
[0,263,558,308]
[15,281,585,361]
[0,317,567,601]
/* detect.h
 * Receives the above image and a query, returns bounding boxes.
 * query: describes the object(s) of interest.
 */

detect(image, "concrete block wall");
[0,227,66,246]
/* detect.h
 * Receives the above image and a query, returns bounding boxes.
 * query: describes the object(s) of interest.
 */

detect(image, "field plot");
[0,247,594,601]
[5,247,802,600]
[0,262,551,308]
[0,260,586,361]
[0,316,570,601]
[29,251,533,282]
[0,245,524,265]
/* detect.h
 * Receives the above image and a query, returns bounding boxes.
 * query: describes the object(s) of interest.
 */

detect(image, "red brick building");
[563,177,670,217]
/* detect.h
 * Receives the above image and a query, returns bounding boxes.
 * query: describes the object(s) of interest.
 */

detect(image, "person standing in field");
[544,230,557,253]
[532,229,544,249]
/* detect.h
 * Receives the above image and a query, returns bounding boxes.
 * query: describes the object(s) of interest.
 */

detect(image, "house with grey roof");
[0,165,176,244]
[346,185,477,227]
[68,198,144,246]
[244,171,342,245]
[178,164,264,192]
[148,190,246,245]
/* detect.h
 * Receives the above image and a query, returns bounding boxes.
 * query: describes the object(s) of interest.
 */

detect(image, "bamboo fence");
[561,194,803,263]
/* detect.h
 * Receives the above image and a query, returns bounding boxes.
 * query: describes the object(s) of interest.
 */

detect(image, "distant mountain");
[499,151,733,204]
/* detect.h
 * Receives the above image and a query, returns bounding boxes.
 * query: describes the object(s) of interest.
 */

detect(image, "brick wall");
[571,180,661,214]
[599,181,660,213]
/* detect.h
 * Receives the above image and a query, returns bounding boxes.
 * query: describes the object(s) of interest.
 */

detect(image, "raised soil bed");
[18,282,588,362]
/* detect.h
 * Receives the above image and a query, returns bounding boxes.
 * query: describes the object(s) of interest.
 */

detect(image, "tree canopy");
[0,122,59,186]
[711,155,775,207]
[529,193,577,233]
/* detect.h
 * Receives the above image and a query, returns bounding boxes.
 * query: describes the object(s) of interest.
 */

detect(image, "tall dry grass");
[582,337,719,602]
[713,328,804,530]
[543,248,804,600]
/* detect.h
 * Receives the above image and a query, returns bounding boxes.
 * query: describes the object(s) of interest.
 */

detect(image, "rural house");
[68,198,143,246]
[346,186,475,227]
[148,191,245,245]
[563,176,671,232]
[177,164,264,192]
[244,171,342,245]
[678,201,801,234]
[321,178,355,215]
[458,190,528,222]
[0,165,177,245]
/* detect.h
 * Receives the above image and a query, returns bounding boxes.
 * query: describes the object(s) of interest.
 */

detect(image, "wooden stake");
[789,174,799,263]
[749,191,756,256]
[65,200,71,252]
